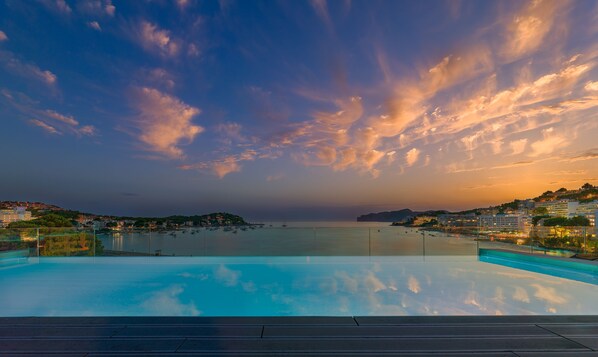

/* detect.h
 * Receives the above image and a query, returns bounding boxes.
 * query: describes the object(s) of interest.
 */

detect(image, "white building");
[478,215,531,233]
[535,200,579,218]
[575,200,598,226]
[0,207,33,227]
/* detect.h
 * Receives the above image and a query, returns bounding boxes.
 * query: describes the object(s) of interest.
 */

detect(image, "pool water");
[480,249,598,285]
[1,256,596,317]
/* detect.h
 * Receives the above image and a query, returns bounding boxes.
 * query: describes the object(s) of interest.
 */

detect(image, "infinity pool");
[1,256,596,316]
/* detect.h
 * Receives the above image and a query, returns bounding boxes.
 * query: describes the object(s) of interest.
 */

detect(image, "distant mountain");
[356,209,418,222]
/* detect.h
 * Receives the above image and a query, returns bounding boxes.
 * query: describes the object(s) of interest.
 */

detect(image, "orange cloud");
[131,87,203,159]
[501,0,567,61]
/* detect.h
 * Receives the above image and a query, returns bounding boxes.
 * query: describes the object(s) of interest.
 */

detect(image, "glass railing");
[2,226,594,259]
[1,226,478,258]
[0,227,101,262]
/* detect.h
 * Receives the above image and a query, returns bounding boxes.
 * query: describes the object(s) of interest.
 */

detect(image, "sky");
[0,0,597,220]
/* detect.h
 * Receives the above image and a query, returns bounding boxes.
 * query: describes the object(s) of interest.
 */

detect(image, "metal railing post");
[368,228,371,257]
[93,229,96,257]
[36,227,40,257]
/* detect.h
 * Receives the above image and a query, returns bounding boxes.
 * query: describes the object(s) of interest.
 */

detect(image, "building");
[0,207,33,227]
[575,200,598,226]
[437,214,478,227]
[478,215,531,234]
[535,200,579,218]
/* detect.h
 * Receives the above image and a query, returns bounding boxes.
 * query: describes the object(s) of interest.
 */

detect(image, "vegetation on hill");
[357,209,417,222]
[8,214,73,228]
[542,216,590,227]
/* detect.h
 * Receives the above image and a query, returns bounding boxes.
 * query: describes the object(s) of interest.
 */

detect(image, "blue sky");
[0,0,597,220]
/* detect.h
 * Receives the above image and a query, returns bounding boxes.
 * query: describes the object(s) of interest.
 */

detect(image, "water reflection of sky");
[1,257,596,317]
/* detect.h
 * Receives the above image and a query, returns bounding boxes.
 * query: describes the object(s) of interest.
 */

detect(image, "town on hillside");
[382,183,597,252]
[0,201,250,232]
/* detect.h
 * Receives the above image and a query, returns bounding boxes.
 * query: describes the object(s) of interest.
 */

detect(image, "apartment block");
[478,215,531,233]
[0,207,33,227]
[535,200,579,217]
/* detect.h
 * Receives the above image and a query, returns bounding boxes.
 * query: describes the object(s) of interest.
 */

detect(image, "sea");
[98,222,478,256]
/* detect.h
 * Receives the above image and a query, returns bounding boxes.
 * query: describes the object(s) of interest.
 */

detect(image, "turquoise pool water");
[1,256,596,317]
[479,249,598,285]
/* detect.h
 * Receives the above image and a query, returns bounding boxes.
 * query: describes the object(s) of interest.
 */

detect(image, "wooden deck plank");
[262,325,555,338]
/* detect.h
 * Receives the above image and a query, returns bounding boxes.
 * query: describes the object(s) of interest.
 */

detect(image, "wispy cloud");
[29,119,60,135]
[0,51,57,86]
[500,0,567,61]
[530,127,568,157]
[134,21,181,58]
[77,0,115,17]
[39,0,72,15]
[39,109,97,137]
[566,148,598,162]
[45,109,79,126]
[179,149,258,178]
[87,21,101,31]
[130,87,203,159]
[309,0,332,29]
[0,31,7,42]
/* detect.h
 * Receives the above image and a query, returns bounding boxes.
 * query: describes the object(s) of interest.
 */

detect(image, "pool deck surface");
[1,316,597,356]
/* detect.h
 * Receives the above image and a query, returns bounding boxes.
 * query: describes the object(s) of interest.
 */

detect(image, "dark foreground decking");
[1,316,597,356]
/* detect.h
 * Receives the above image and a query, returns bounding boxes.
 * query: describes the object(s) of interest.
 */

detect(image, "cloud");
[215,122,246,145]
[512,286,530,303]
[39,0,72,15]
[135,21,181,58]
[180,149,258,178]
[530,283,568,305]
[501,0,566,61]
[586,81,598,92]
[212,157,242,178]
[177,0,190,10]
[530,127,568,157]
[42,109,97,136]
[405,148,420,166]
[135,68,177,91]
[77,0,115,17]
[87,21,101,31]
[29,119,60,135]
[141,285,200,316]
[309,0,332,28]
[45,110,78,126]
[130,87,203,159]
[566,148,598,162]
[0,51,57,86]
[407,275,421,294]
[0,31,7,42]
[509,139,528,155]
[214,265,241,286]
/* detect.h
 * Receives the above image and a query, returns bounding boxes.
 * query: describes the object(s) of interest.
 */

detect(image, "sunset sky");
[0,0,597,219]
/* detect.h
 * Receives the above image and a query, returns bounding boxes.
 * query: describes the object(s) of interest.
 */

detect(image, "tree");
[581,183,594,190]
[532,215,550,226]
[542,190,554,196]
[569,216,590,226]
[556,187,568,193]
[533,207,548,215]
[8,213,73,228]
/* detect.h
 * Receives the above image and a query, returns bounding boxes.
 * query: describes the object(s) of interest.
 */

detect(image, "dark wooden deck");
[1,316,597,356]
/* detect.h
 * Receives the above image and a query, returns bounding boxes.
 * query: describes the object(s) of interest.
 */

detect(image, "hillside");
[356,209,418,222]
[355,182,596,222]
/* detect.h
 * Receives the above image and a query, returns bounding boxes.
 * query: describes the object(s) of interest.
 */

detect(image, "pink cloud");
[131,87,203,159]
[29,119,60,135]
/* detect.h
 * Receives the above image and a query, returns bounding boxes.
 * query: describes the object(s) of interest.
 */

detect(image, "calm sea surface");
[98,222,478,256]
